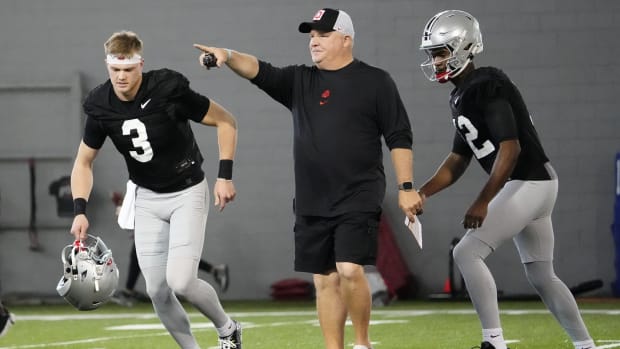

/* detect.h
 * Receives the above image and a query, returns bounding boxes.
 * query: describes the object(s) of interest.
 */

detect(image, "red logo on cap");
[313,10,325,20]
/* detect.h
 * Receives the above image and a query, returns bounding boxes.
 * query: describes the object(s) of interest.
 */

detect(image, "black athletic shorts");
[294,211,381,274]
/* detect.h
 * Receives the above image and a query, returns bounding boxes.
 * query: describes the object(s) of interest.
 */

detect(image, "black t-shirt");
[82,69,210,192]
[450,67,550,180]
[251,59,413,216]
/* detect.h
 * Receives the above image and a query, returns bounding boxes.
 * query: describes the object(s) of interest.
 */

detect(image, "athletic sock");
[573,339,596,349]
[482,328,507,349]
[352,345,370,349]
[216,318,235,337]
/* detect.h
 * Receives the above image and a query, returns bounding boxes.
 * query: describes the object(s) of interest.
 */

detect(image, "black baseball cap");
[298,8,355,38]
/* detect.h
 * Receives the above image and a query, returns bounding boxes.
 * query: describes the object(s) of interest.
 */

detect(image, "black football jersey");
[82,69,211,192]
[449,67,550,180]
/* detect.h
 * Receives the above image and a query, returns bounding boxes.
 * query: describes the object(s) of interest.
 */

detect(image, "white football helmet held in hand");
[56,235,119,311]
[420,10,483,83]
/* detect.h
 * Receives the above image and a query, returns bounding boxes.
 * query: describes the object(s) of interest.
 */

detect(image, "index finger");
[74,229,86,243]
[193,43,212,52]
[214,193,220,206]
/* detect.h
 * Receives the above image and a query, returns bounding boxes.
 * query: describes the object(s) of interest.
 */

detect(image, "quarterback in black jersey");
[195,8,422,349]
[70,31,242,349]
[418,11,595,349]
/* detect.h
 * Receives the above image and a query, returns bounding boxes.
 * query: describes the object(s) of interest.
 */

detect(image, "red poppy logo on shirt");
[320,89,330,106]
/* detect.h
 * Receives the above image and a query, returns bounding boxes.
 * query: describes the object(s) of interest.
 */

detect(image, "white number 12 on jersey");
[456,115,495,159]
[122,119,153,162]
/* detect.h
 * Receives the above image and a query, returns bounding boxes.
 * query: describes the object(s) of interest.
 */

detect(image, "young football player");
[417,10,596,349]
[69,31,241,349]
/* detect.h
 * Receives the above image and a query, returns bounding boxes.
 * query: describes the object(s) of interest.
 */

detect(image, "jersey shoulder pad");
[462,67,511,103]
[83,81,115,119]
[143,69,189,99]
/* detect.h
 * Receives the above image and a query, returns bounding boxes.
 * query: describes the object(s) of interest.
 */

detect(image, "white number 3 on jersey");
[122,119,153,162]
[455,115,495,159]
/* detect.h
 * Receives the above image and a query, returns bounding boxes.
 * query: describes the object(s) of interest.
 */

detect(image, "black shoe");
[219,320,242,349]
[0,307,15,337]
[213,264,230,292]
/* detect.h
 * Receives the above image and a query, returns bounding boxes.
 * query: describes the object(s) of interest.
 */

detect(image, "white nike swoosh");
[453,95,460,105]
[140,98,151,109]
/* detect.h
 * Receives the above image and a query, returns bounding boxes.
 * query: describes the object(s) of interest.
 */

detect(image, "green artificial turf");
[1,299,618,348]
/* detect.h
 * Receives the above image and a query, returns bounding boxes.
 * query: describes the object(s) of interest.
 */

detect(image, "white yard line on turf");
[12,308,620,321]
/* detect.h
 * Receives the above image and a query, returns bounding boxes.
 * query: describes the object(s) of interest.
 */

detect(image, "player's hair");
[104,31,143,56]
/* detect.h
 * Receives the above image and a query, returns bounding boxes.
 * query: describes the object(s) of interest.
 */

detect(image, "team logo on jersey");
[453,95,460,106]
[140,98,151,109]
[319,89,330,106]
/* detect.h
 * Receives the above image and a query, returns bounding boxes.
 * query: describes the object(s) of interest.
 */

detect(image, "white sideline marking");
[106,319,406,331]
[0,332,170,349]
[12,308,620,321]
[597,340,620,349]
[107,322,215,331]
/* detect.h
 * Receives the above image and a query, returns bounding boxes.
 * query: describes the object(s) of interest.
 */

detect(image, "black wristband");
[73,198,87,216]
[218,159,233,180]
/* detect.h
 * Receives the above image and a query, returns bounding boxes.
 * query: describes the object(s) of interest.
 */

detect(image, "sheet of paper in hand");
[404,216,422,249]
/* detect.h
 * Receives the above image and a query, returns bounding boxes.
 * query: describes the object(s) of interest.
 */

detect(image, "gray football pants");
[134,178,228,349]
[453,164,592,342]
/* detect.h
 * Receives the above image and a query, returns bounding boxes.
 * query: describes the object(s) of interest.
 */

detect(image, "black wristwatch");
[398,181,414,192]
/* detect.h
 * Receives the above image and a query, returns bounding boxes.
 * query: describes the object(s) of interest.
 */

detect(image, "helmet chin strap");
[435,71,451,83]
[436,57,473,83]
[451,58,473,80]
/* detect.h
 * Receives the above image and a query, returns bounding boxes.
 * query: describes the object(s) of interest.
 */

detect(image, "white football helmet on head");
[56,235,119,311]
[420,10,483,83]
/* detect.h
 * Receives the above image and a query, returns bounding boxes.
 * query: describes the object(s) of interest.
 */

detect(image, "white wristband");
[225,48,232,61]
